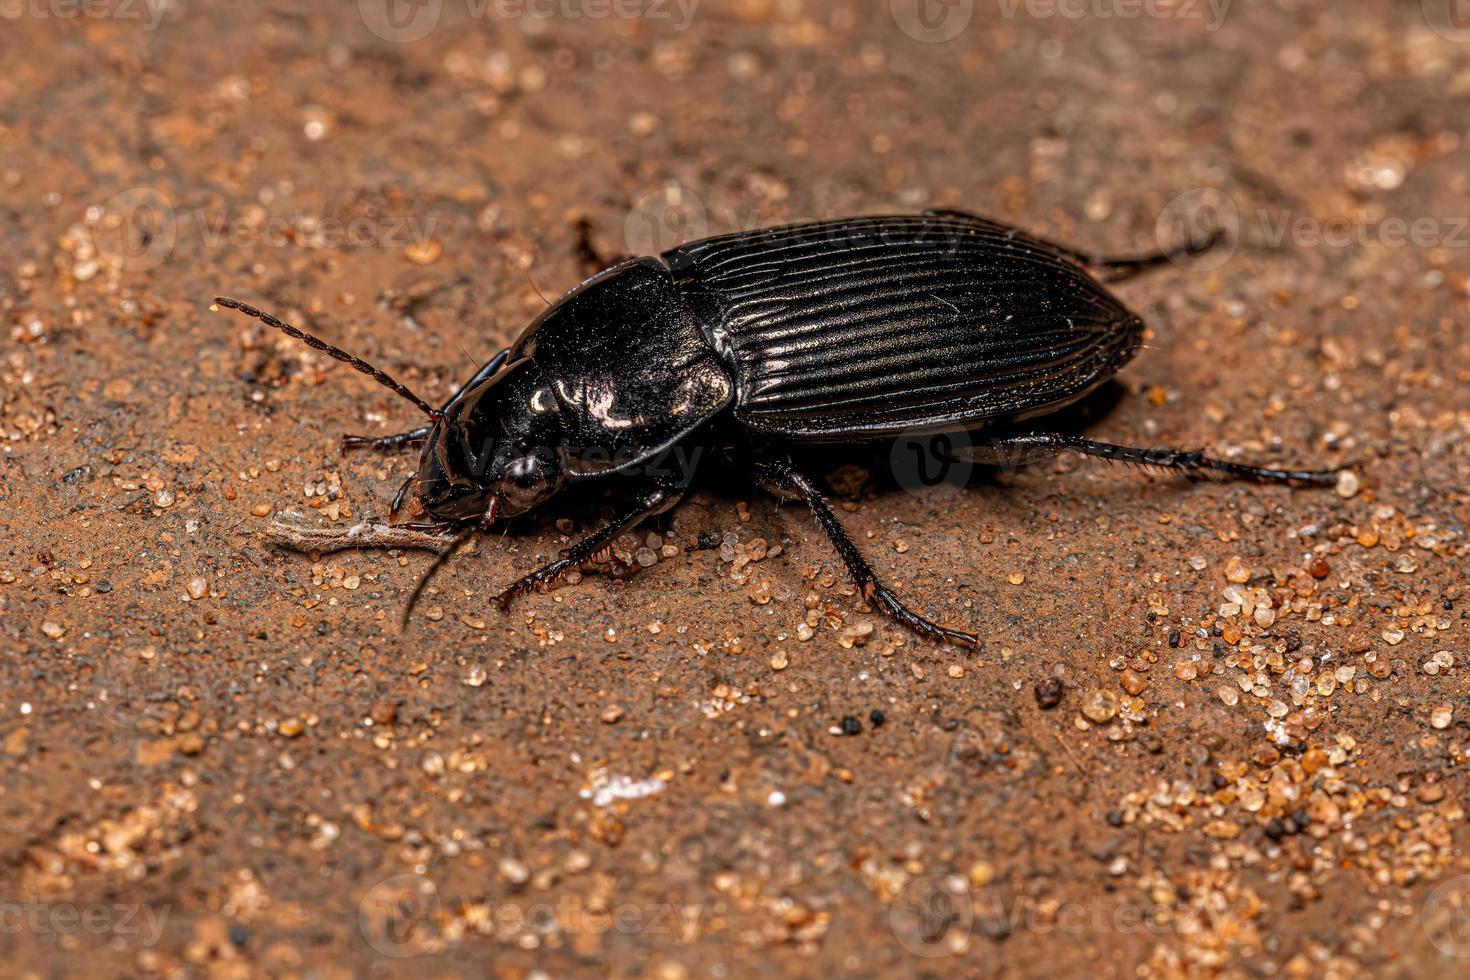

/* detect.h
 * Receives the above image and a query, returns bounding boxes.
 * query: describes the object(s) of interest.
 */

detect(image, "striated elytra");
[216,209,1343,647]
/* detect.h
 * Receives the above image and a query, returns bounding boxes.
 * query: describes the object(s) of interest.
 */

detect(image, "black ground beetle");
[216,209,1342,647]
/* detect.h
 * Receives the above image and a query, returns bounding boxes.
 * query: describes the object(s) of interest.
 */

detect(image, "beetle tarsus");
[760,456,980,650]
[862,581,981,649]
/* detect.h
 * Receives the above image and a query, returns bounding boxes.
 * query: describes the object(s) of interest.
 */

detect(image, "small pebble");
[186,577,208,600]
[1081,688,1119,724]
[1224,556,1250,584]
[1335,469,1360,498]
[41,620,65,640]
[839,715,862,736]
[600,704,624,724]
[1430,705,1453,730]
[278,718,304,738]
[499,858,531,885]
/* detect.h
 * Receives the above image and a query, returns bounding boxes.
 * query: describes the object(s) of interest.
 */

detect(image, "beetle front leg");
[493,481,683,610]
[973,433,1345,487]
[340,426,432,453]
[340,346,515,454]
[755,456,980,650]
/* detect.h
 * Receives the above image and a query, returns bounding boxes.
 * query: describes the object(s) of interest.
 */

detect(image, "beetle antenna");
[401,523,481,626]
[527,276,552,308]
[212,297,444,422]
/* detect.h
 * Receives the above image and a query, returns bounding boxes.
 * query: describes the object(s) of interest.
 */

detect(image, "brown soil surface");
[3,1,1470,976]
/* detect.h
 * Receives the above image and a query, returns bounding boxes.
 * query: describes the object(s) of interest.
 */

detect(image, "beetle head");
[407,358,567,525]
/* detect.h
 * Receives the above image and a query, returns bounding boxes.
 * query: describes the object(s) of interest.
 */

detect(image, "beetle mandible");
[215,209,1343,647]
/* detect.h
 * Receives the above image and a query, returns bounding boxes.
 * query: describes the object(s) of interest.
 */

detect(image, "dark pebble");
[840,715,862,736]
[1033,677,1063,709]
[869,709,885,728]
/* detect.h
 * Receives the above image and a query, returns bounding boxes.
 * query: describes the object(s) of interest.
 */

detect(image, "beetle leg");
[923,207,1223,282]
[1051,229,1226,283]
[340,426,432,453]
[756,457,980,650]
[573,217,629,274]
[975,434,1344,487]
[493,481,683,610]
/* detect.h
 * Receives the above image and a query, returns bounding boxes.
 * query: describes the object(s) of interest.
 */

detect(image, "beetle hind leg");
[756,456,980,650]
[976,433,1344,487]
[1068,228,1226,283]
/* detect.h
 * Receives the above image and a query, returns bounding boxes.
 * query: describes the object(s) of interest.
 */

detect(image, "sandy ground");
[3,0,1470,976]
